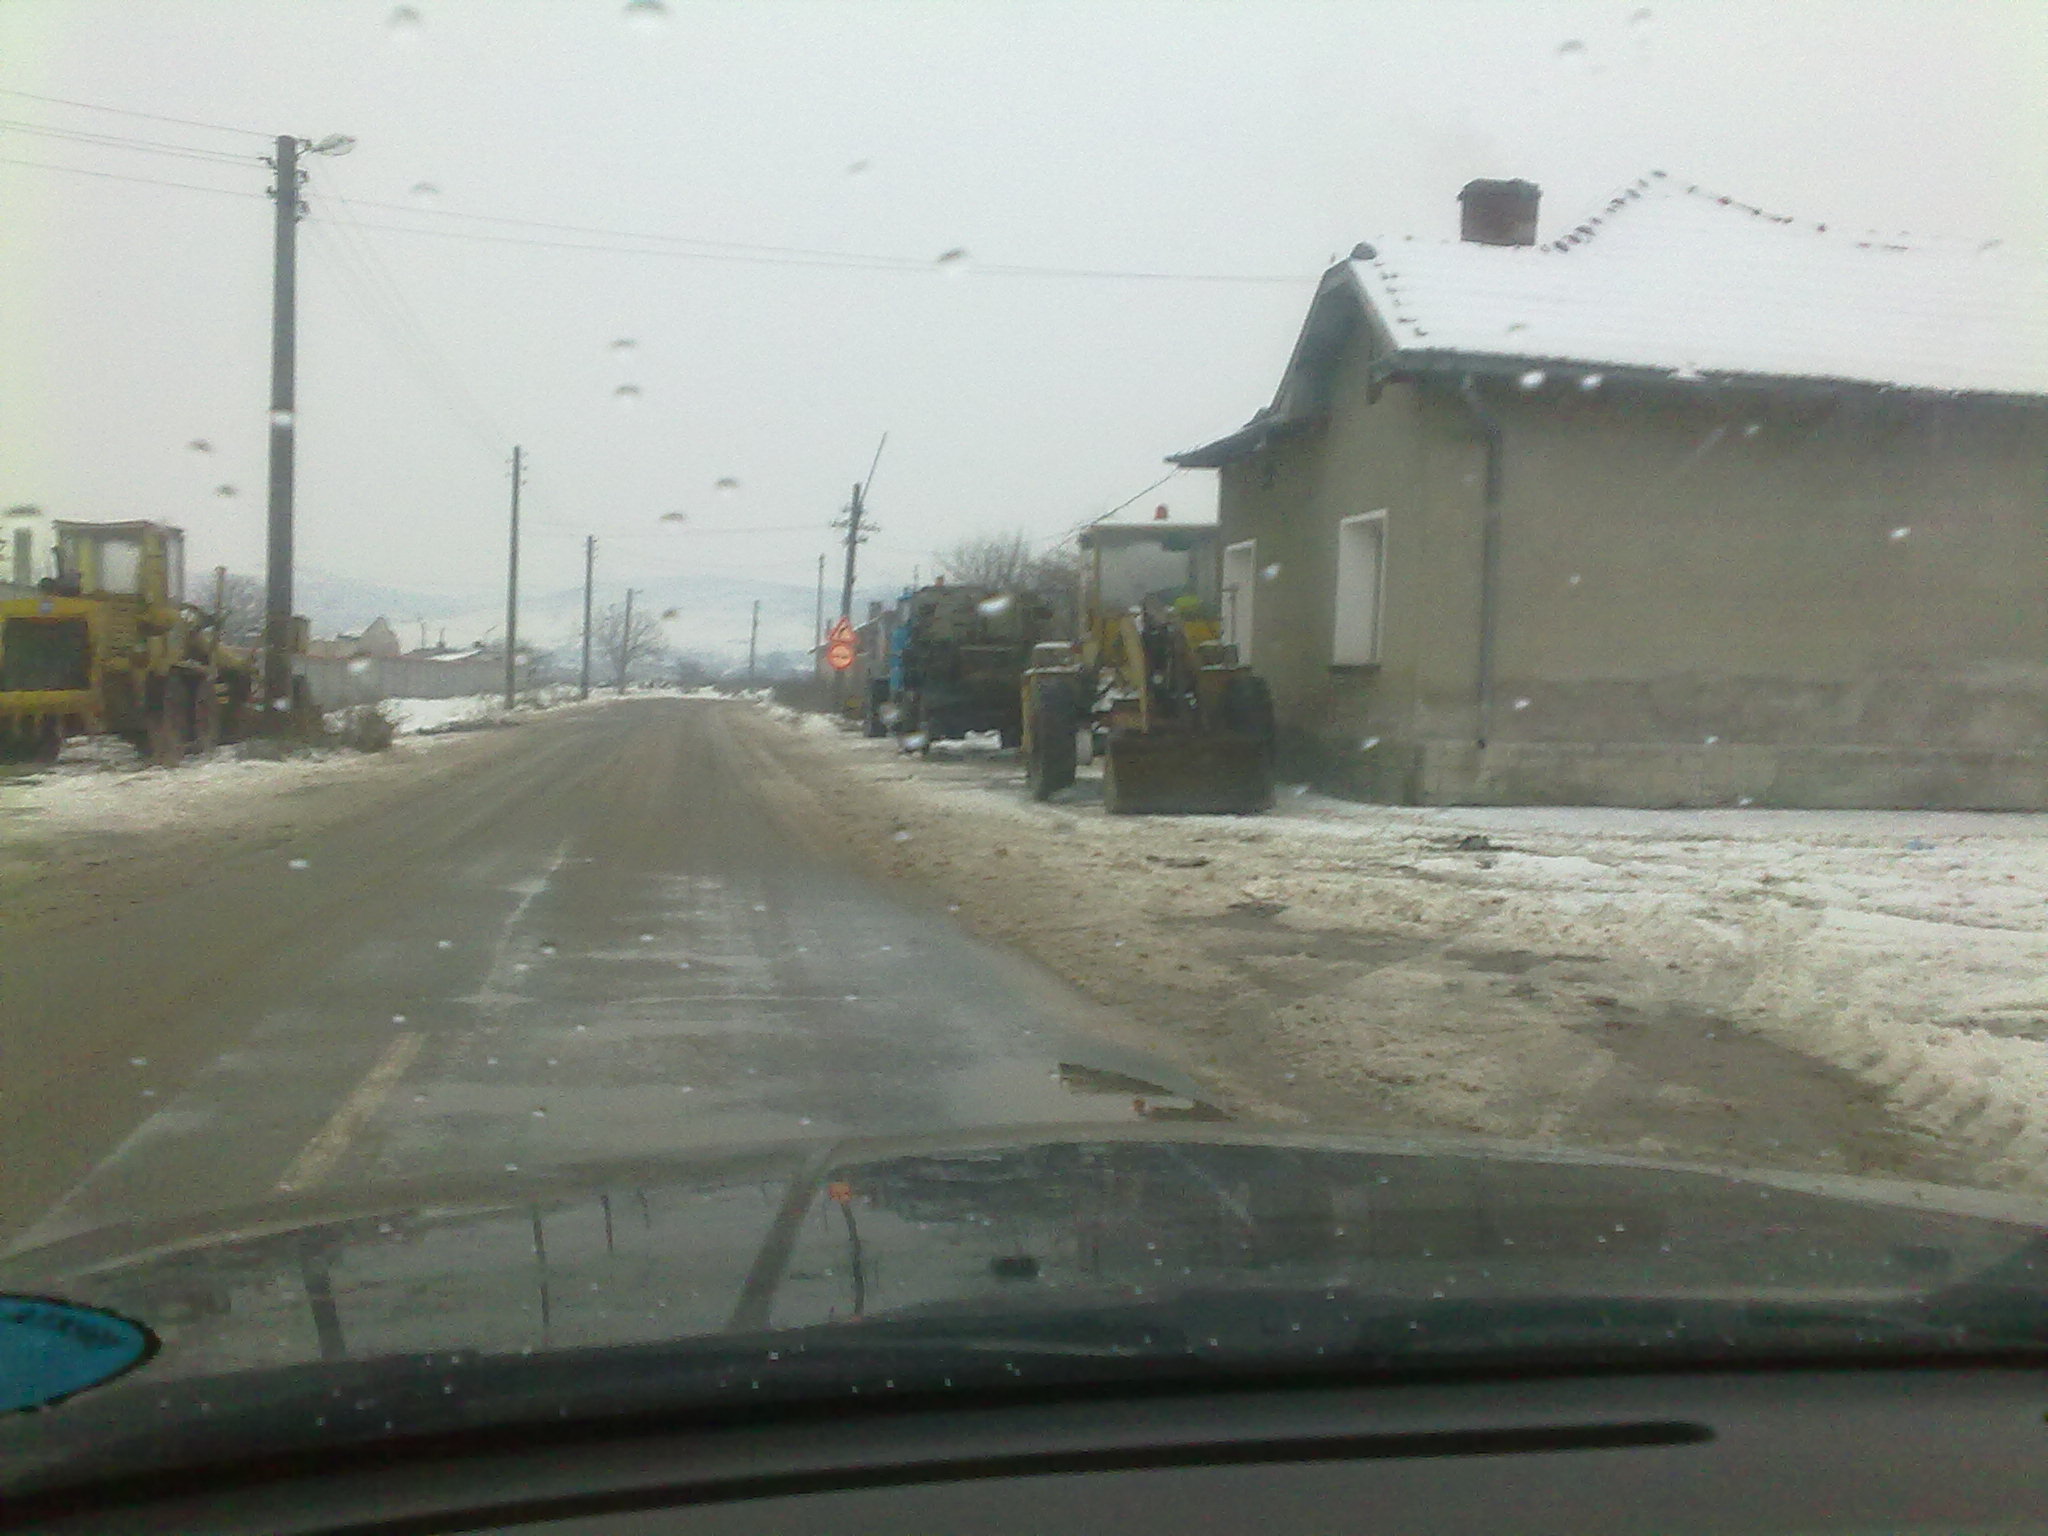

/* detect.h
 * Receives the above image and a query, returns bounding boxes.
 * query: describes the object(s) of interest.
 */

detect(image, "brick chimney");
[1459,179,1540,247]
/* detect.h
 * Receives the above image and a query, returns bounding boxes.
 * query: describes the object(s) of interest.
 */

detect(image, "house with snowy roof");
[1171,175,2048,808]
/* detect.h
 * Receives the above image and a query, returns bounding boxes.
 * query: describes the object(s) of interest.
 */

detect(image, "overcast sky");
[1,0,2039,643]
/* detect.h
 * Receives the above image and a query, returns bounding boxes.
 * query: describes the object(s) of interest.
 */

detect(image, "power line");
[303,166,507,455]
[303,219,503,458]
[0,117,258,165]
[0,87,269,140]
[338,197,936,268]
[317,211,1312,285]
[0,154,263,198]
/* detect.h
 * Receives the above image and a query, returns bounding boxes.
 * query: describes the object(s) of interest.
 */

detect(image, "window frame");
[1330,509,1388,667]
[1221,538,1257,665]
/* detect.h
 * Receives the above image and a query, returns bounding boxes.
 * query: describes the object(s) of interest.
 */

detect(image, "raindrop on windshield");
[1629,6,1654,25]
[1742,422,1762,437]
[714,477,740,496]
[613,383,643,406]
[391,1014,407,1025]
[1579,373,1604,391]
[891,829,912,842]
[1359,736,1380,750]
[845,159,871,176]
[346,657,372,676]
[531,1108,547,1119]
[1568,573,1583,586]
[408,182,440,206]
[934,247,970,269]
[638,933,654,943]
[1259,562,1282,581]
[660,511,687,523]
[187,438,212,453]
[129,1057,147,1068]
[386,5,423,37]
[1704,734,1720,745]
[1512,697,1531,711]
[215,484,239,498]
[287,858,310,870]
[622,0,669,29]
[1556,38,1586,56]
[1517,369,1547,390]
[539,942,557,956]
[610,337,637,352]
[976,593,1013,617]
[1889,526,1912,541]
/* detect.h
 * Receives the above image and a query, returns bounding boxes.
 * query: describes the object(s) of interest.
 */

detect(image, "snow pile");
[765,715,2048,1190]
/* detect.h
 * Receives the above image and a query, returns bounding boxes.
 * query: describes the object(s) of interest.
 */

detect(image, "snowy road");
[751,714,2048,1195]
[0,700,1193,1250]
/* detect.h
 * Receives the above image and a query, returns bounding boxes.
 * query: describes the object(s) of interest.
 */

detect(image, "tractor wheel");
[145,679,185,768]
[1220,673,1277,748]
[32,718,65,764]
[1024,677,1078,802]
[191,675,222,755]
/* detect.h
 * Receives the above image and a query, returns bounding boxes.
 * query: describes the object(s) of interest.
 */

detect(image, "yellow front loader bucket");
[1101,730,1273,815]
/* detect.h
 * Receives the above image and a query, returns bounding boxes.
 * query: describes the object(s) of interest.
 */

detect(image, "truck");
[0,519,257,765]
[864,582,1053,751]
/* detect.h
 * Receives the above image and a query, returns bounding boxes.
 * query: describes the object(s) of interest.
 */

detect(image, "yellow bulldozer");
[1020,518,1274,814]
[0,519,257,766]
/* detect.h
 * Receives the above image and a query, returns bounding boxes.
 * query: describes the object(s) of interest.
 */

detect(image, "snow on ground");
[754,706,2048,1191]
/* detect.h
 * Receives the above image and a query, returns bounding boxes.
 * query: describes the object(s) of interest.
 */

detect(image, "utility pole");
[262,134,301,709]
[747,599,761,684]
[579,535,596,700]
[504,445,523,712]
[259,130,354,711]
[836,481,865,623]
[813,553,825,665]
[829,434,886,706]
[618,587,636,693]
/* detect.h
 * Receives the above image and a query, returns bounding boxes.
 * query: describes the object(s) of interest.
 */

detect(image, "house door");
[1222,539,1256,664]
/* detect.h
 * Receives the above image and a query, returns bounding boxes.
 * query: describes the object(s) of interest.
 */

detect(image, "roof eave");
[1372,350,2048,406]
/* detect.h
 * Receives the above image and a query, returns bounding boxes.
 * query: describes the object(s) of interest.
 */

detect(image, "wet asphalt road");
[3,700,1187,1252]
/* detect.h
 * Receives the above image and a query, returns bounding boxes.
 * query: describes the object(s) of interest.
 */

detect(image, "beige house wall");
[1216,345,2048,808]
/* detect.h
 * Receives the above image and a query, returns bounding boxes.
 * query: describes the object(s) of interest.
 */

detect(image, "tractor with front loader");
[0,519,257,765]
[1020,519,1274,814]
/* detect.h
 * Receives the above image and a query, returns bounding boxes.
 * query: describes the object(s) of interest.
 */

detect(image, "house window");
[1331,510,1387,665]
[1221,539,1257,664]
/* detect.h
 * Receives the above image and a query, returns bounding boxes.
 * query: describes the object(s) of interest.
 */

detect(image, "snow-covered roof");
[1347,173,2048,397]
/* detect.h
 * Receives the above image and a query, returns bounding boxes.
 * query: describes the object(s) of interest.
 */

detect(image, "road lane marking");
[275,1032,424,1193]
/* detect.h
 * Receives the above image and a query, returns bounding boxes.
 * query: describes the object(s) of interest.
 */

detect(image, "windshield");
[2,0,2044,1501]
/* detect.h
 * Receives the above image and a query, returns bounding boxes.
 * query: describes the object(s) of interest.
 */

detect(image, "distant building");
[304,615,404,661]
[1172,174,2048,809]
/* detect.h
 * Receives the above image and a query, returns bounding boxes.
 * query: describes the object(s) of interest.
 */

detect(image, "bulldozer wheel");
[192,676,222,755]
[145,679,185,768]
[1025,677,1078,802]
[1220,672,1277,746]
[32,718,65,763]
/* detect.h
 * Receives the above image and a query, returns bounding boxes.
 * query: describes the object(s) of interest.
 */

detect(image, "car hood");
[6,1124,2048,1497]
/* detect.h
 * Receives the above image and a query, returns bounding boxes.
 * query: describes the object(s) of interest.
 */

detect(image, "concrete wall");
[298,656,515,707]
[1219,343,2048,808]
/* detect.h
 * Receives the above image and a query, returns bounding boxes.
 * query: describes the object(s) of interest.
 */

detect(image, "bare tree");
[211,572,266,646]
[934,531,1036,589]
[595,601,669,689]
[934,532,1084,635]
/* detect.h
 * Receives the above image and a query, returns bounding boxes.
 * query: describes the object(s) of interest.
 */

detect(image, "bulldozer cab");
[53,520,184,608]
[1080,522,1220,629]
